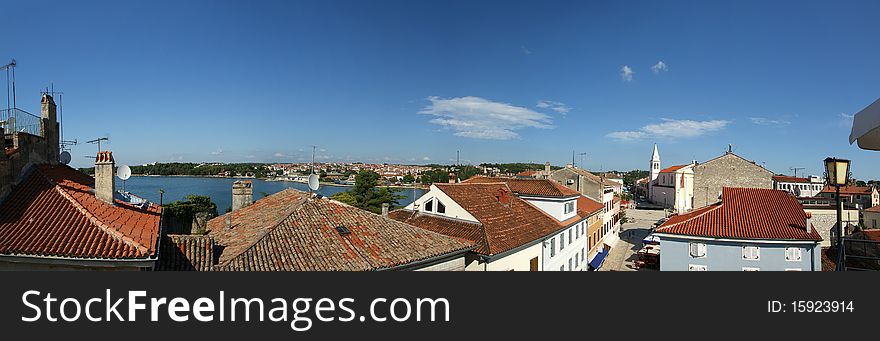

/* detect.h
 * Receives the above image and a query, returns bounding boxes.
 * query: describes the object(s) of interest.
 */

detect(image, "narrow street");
[602,208,666,271]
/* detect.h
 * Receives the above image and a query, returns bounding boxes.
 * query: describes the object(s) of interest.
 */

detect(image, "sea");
[121,176,426,212]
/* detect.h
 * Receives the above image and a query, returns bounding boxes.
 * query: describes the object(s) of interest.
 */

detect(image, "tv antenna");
[790,167,804,177]
[86,137,109,152]
[2,59,17,113]
[577,152,587,168]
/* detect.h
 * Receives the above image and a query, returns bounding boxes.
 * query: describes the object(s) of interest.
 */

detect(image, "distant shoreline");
[129,174,426,189]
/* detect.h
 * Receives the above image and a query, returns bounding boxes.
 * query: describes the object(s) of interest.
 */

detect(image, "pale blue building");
[653,187,823,271]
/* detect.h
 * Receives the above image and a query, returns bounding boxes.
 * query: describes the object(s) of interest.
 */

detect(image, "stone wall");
[692,153,773,208]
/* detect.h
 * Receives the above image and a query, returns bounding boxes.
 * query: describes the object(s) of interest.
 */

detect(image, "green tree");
[331,170,403,214]
[402,174,416,183]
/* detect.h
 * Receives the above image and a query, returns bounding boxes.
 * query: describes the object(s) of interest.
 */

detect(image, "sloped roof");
[820,185,875,195]
[659,164,691,173]
[550,167,621,188]
[203,189,474,271]
[463,176,580,197]
[389,183,602,256]
[656,187,822,241]
[156,234,215,271]
[0,164,162,260]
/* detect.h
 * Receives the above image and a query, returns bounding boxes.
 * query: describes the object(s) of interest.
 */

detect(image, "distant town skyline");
[4,1,880,178]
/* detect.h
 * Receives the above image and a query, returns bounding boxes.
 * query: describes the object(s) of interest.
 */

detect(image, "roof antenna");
[86,137,109,152]
[790,167,804,177]
[727,144,733,153]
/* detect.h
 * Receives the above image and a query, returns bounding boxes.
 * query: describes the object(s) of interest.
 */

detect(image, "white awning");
[849,98,880,150]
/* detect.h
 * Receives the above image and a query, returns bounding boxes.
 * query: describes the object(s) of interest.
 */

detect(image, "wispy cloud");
[210,147,224,155]
[536,100,571,116]
[621,65,634,81]
[651,61,668,74]
[607,119,730,141]
[839,112,855,128]
[419,96,554,140]
[520,45,532,55]
[422,156,431,161]
[273,152,286,158]
[750,117,791,126]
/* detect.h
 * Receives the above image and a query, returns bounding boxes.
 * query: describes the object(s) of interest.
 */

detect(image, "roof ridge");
[655,204,722,232]
[49,176,151,256]
[216,190,307,267]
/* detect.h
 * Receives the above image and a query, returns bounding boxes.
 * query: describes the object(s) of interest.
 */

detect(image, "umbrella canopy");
[849,98,880,150]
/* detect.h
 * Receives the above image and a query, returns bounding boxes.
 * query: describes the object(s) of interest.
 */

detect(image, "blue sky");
[4,0,880,179]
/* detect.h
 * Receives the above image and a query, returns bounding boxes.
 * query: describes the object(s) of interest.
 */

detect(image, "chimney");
[805,212,812,232]
[40,94,60,163]
[544,162,551,175]
[231,180,253,211]
[448,172,456,184]
[381,203,390,217]
[496,188,510,205]
[566,163,573,168]
[94,151,115,204]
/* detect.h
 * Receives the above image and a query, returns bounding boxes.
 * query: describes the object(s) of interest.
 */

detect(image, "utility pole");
[577,152,587,169]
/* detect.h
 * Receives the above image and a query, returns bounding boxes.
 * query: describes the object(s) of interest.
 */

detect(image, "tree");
[331,170,403,214]
[402,174,416,183]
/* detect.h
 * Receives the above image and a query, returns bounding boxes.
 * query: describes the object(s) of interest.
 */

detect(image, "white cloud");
[750,117,791,126]
[419,96,554,140]
[651,61,668,74]
[621,65,634,81]
[520,45,532,55]
[536,100,571,116]
[607,119,730,141]
[273,152,286,158]
[422,156,431,161]
[210,147,223,155]
[839,112,855,128]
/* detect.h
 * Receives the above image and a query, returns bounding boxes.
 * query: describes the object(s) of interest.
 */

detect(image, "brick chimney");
[232,180,253,211]
[805,212,812,232]
[40,94,60,164]
[94,151,115,204]
[496,188,511,205]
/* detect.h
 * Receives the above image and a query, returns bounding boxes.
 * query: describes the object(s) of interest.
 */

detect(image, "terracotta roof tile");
[820,185,874,195]
[659,164,690,173]
[203,189,474,271]
[391,183,600,256]
[772,175,811,183]
[463,176,580,197]
[656,187,822,241]
[0,165,162,260]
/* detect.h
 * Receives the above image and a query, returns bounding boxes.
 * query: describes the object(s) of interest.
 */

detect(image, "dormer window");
[437,200,446,214]
[424,199,433,212]
[564,201,575,214]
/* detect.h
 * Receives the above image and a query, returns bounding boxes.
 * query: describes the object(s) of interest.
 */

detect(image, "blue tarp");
[589,249,609,270]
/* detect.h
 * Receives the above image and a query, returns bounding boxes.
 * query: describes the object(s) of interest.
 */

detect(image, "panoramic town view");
[2,1,880,272]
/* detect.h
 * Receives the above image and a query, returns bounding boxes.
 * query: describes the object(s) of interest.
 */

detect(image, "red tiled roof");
[865,205,880,213]
[463,176,580,197]
[659,164,690,173]
[156,235,215,271]
[203,189,474,271]
[772,175,810,183]
[516,170,538,177]
[0,164,162,260]
[820,185,874,195]
[390,183,601,256]
[656,187,822,241]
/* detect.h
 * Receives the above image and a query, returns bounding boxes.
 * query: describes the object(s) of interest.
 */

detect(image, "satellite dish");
[308,174,320,191]
[116,164,132,181]
[59,151,72,165]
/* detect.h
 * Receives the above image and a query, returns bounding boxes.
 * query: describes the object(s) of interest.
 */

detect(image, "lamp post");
[824,157,851,271]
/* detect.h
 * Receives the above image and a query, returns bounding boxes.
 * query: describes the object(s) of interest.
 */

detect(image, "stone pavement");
[601,208,666,271]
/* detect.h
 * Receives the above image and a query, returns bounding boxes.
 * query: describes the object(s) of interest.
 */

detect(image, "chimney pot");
[232,180,253,211]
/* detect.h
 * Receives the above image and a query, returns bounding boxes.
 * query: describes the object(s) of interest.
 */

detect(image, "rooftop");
[656,187,822,241]
[463,176,580,198]
[0,164,162,260]
[197,188,474,271]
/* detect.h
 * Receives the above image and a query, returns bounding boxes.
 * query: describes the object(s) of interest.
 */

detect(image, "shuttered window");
[784,247,802,261]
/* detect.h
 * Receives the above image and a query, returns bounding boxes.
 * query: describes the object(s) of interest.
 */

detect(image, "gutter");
[0,254,157,268]
[377,246,476,271]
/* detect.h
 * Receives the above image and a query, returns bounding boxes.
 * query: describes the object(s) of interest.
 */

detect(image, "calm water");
[121,176,426,211]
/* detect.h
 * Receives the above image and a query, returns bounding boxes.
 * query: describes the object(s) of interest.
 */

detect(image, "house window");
[874,219,877,229]
[436,200,446,214]
[689,242,707,258]
[742,267,760,271]
[688,264,707,271]
[564,201,575,214]
[568,258,573,271]
[560,265,564,272]
[568,229,573,244]
[574,256,579,269]
[550,238,556,257]
[742,246,760,260]
[424,199,433,212]
[560,234,565,249]
[530,257,539,271]
[785,247,802,262]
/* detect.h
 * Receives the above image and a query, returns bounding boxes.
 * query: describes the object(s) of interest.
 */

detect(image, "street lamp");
[824,157,851,271]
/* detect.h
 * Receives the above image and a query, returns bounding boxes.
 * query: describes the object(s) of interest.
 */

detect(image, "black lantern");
[823,157,851,186]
